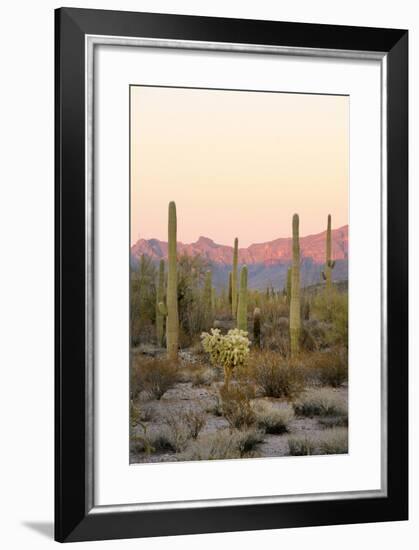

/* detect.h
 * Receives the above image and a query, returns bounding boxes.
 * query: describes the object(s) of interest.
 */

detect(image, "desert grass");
[252,401,294,434]
[293,388,347,418]
[288,427,348,456]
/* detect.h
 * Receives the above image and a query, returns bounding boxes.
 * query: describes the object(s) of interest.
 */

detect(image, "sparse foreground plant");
[219,383,256,429]
[131,356,178,400]
[252,401,294,434]
[180,428,264,461]
[160,406,206,452]
[293,387,347,418]
[245,351,304,398]
[287,427,348,456]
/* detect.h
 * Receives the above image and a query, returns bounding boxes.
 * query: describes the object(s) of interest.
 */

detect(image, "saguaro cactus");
[322,214,336,296]
[231,237,238,317]
[228,272,232,306]
[253,307,261,348]
[286,267,292,305]
[290,214,301,357]
[166,201,179,360]
[203,270,212,311]
[155,259,165,346]
[237,265,248,331]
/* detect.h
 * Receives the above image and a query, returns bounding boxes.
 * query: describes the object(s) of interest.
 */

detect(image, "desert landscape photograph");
[129,85,349,463]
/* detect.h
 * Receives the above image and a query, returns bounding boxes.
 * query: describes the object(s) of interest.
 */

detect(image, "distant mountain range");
[131,225,348,291]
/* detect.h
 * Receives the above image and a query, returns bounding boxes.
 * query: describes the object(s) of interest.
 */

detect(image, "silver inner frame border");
[85,35,388,515]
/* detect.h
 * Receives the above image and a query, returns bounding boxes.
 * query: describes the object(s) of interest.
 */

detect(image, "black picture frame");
[55,7,408,543]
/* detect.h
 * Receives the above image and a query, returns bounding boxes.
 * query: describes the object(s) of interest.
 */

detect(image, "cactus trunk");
[253,307,261,348]
[228,271,232,306]
[166,201,179,360]
[237,265,248,331]
[231,238,238,317]
[286,267,292,305]
[156,259,165,346]
[290,214,301,357]
[325,214,334,297]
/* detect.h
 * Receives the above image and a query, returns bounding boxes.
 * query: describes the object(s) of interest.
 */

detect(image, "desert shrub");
[181,428,264,461]
[130,423,156,455]
[205,394,223,416]
[177,364,219,386]
[219,383,256,429]
[130,256,157,346]
[308,348,348,387]
[293,388,347,418]
[288,428,348,456]
[160,407,206,452]
[177,253,212,339]
[311,290,348,348]
[262,317,290,356]
[252,401,294,434]
[287,434,316,455]
[317,428,348,454]
[245,351,304,398]
[130,400,153,426]
[131,356,178,400]
[318,416,348,428]
[182,407,206,439]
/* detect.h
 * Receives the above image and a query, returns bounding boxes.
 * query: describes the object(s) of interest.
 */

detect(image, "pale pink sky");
[131,86,348,247]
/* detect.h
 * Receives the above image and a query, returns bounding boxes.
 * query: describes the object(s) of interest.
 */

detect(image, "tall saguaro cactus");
[231,237,238,317]
[155,259,165,346]
[290,214,301,357]
[228,271,232,306]
[322,214,336,297]
[286,267,292,305]
[237,265,248,331]
[166,201,179,360]
[253,307,261,348]
[204,271,213,311]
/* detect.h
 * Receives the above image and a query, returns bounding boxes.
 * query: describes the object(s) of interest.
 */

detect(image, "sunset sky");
[130,86,349,247]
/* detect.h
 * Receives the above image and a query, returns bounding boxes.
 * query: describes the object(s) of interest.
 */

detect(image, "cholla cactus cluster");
[201,328,250,387]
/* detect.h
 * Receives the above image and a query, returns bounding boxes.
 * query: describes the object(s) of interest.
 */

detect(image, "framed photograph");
[55,7,408,542]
